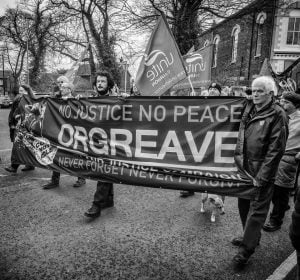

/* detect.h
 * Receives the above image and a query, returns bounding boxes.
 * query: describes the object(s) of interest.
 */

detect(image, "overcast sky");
[0,0,143,76]
[0,0,16,15]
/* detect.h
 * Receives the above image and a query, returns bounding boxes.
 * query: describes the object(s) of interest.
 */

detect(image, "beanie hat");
[208,82,222,93]
[283,88,300,108]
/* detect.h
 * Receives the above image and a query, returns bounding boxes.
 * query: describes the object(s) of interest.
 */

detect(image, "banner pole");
[188,75,196,96]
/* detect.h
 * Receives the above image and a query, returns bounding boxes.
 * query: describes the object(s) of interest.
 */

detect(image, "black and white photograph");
[0,0,300,279]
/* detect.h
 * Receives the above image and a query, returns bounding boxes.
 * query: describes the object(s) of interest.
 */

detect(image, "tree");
[123,0,257,54]
[51,0,123,84]
[0,0,72,90]
[0,10,29,91]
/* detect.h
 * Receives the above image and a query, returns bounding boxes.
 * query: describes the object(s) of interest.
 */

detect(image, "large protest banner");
[172,45,213,91]
[13,95,255,198]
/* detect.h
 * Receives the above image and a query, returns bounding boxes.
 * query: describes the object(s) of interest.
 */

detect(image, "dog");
[200,193,225,222]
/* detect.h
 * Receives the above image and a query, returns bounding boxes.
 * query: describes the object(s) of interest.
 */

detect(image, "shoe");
[84,204,101,218]
[42,181,59,189]
[73,178,86,188]
[180,191,195,197]
[21,166,35,171]
[5,166,17,173]
[231,236,260,247]
[232,248,252,268]
[263,221,281,232]
[84,198,114,218]
[231,236,243,246]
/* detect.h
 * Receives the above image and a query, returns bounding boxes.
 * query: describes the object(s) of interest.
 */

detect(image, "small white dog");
[200,193,225,222]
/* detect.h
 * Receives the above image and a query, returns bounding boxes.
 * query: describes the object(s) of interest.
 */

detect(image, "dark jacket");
[290,188,300,251]
[235,100,288,187]
[275,154,298,188]
[8,94,22,128]
[8,94,22,142]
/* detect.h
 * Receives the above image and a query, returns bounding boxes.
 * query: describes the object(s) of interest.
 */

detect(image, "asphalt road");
[0,107,296,280]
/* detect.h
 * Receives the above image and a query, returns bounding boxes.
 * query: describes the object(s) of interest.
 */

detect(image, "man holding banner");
[84,71,117,218]
[42,76,86,189]
[232,76,288,268]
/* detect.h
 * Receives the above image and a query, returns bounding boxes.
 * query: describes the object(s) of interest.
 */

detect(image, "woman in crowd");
[5,84,35,173]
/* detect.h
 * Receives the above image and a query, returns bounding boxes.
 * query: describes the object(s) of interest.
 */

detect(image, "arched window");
[212,35,220,67]
[255,13,266,56]
[231,25,240,63]
[204,40,210,48]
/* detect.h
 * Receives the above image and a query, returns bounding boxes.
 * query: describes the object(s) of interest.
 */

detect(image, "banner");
[172,45,213,90]
[13,95,256,198]
[135,14,187,96]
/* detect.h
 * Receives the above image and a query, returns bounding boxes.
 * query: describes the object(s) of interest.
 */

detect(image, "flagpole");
[188,75,196,96]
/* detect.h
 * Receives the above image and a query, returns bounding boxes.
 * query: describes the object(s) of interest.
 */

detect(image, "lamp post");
[120,60,129,93]
[24,16,30,85]
[0,45,6,96]
[2,52,5,95]
[26,34,29,85]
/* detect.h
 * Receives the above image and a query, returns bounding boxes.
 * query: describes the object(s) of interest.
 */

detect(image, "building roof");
[200,0,273,36]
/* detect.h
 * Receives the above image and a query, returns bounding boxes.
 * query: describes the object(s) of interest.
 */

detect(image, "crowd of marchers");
[3,71,300,276]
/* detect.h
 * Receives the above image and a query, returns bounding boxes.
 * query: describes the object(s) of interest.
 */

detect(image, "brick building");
[197,0,300,88]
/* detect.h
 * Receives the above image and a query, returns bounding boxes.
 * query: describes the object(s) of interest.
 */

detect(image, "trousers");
[93,181,114,206]
[269,184,290,225]
[238,184,273,252]
[51,171,60,183]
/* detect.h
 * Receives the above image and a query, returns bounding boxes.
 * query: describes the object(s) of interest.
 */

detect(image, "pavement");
[0,108,298,280]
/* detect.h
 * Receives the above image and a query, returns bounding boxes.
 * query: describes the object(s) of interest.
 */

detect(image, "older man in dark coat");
[232,76,288,268]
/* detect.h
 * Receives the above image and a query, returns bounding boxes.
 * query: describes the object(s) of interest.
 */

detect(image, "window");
[212,35,220,67]
[231,25,240,63]
[204,40,210,48]
[255,25,263,56]
[296,72,300,88]
[287,17,300,45]
[255,13,266,56]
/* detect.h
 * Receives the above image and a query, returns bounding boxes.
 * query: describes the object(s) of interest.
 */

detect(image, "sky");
[0,0,17,15]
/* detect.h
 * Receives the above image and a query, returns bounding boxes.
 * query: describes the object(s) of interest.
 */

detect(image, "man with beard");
[84,71,117,218]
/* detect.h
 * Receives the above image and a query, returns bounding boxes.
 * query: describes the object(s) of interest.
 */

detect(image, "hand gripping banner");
[13,95,255,199]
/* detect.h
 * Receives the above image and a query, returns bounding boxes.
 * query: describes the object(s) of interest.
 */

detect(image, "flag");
[259,58,273,76]
[65,43,90,84]
[172,45,213,90]
[135,13,187,96]
[186,46,195,54]
[261,59,298,93]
